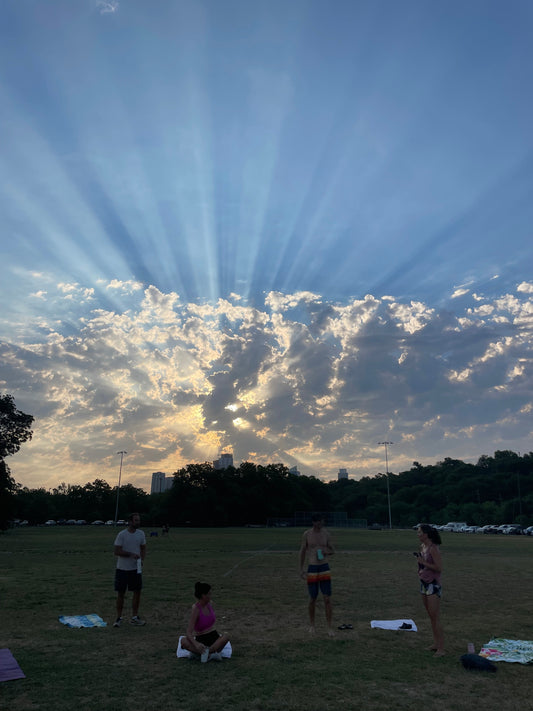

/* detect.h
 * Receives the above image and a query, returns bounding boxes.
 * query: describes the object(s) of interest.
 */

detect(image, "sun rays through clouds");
[2,277,532,489]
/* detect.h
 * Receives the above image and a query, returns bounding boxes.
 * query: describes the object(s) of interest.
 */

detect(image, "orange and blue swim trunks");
[307,563,332,598]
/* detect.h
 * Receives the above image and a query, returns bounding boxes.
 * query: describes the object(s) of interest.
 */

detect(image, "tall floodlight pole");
[378,441,393,529]
[114,451,127,524]
[517,452,522,517]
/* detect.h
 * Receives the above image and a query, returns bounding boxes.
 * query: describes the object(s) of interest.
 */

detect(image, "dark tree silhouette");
[0,394,34,530]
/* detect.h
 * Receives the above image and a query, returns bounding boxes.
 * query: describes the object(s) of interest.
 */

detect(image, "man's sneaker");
[200,647,210,663]
[209,652,223,662]
[130,616,146,626]
[113,617,122,628]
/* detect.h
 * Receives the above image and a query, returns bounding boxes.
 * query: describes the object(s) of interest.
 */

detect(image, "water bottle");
[137,558,142,574]
[467,642,475,654]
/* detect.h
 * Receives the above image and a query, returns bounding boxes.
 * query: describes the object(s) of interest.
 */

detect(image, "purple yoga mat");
[0,648,26,682]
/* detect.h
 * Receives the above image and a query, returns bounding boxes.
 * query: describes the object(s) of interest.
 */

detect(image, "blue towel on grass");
[59,614,107,628]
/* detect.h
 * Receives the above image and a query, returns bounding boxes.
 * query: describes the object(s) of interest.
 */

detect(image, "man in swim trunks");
[299,514,335,636]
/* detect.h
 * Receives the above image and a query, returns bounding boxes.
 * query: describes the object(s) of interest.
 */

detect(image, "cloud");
[4,279,533,490]
[96,1,119,14]
[517,281,533,294]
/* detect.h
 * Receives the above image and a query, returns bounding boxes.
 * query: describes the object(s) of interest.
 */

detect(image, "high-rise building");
[150,471,173,493]
[338,468,348,480]
[213,452,234,470]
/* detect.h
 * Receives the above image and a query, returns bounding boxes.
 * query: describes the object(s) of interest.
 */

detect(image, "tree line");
[7,452,533,529]
[2,393,533,529]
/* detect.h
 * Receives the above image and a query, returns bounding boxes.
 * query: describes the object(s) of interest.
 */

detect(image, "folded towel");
[176,635,232,659]
[371,619,418,631]
[59,614,107,628]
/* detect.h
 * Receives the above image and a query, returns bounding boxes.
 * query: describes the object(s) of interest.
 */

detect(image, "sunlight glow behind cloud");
[2,278,532,490]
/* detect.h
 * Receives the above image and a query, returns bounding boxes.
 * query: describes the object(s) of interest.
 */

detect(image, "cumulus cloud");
[96,0,119,14]
[517,281,533,294]
[4,279,533,490]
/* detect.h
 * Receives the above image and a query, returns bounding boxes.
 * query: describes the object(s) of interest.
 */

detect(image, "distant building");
[213,452,234,470]
[338,468,349,480]
[289,466,301,476]
[150,471,173,494]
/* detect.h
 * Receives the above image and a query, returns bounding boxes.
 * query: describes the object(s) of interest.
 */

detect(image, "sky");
[1,0,532,492]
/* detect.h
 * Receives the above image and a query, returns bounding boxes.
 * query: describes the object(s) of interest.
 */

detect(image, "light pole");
[378,441,393,529]
[114,451,127,524]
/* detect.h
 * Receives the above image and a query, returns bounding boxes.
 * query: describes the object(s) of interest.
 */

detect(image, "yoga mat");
[0,648,25,682]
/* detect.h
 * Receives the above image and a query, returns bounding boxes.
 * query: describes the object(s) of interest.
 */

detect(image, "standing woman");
[181,582,230,662]
[416,524,444,656]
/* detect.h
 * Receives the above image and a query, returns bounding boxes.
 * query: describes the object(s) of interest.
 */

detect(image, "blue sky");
[1,0,532,491]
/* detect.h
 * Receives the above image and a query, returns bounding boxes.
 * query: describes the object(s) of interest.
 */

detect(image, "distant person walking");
[113,512,146,627]
[416,524,444,656]
[299,514,335,636]
[181,582,230,662]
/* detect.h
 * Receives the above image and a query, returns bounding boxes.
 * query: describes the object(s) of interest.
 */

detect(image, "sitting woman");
[181,582,230,662]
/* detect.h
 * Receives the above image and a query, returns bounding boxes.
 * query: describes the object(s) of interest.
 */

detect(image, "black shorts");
[195,630,220,646]
[114,569,142,593]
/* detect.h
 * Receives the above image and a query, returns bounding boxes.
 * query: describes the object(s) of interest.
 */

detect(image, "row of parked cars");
[44,519,126,526]
[417,522,533,535]
[467,524,533,535]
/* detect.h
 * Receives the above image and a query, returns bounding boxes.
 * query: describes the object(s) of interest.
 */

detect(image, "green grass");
[2,527,533,710]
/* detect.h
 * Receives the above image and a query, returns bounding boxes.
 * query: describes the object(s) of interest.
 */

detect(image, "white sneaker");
[209,652,223,661]
[113,617,122,628]
[130,616,146,626]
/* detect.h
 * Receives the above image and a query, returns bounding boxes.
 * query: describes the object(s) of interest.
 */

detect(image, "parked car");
[105,520,115,525]
[524,526,533,536]
[501,524,523,535]
[75,519,87,525]
[44,519,56,525]
[91,520,104,525]
[479,525,498,534]
[463,526,478,533]
[443,521,468,532]
[66,519,77,525]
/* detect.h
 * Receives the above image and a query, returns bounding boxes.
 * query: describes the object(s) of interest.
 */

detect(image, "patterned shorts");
[307,563,332,598]
[420,579,442,597]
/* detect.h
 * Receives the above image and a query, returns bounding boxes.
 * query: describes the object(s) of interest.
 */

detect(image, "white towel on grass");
[371,619,418,631]
[176,635,232,658]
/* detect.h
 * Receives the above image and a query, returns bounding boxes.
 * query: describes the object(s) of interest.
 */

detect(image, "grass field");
[1,526,533,711]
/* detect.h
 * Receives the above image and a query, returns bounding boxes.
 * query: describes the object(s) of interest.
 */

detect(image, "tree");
[0,460,19,530]
[0,394,34,530]
[0,394,34,458]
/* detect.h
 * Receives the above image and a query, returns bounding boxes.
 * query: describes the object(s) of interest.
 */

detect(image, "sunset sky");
[1,0,532,491]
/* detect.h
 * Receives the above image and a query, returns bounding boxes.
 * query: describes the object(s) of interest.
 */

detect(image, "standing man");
[113,512,146,627]
[299,514,335,636]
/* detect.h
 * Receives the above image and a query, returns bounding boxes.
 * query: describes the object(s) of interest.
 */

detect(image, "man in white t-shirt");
[113,512,146,627]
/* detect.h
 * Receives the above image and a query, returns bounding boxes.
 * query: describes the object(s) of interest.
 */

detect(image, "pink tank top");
[195,603,216,633]
[418,544,441,584]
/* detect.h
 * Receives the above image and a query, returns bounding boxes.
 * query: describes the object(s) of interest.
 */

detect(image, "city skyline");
[1,0,532,491]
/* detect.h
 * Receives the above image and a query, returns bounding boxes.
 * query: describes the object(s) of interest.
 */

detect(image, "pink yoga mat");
[0,648,26,682]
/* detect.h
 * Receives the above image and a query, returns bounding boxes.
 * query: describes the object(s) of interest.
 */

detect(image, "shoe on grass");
[130,616,146,626]
[209,652,223,662]
[113,617,122,627]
